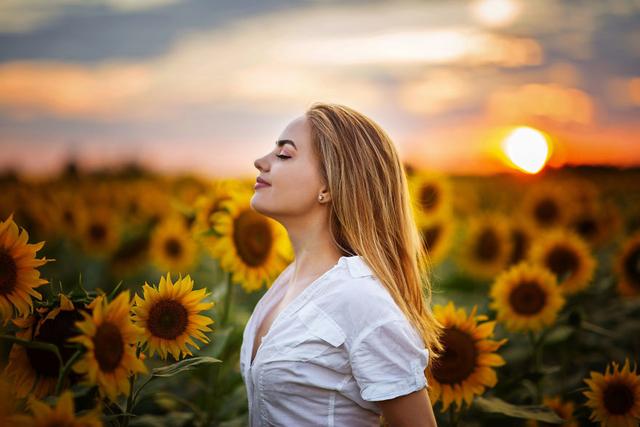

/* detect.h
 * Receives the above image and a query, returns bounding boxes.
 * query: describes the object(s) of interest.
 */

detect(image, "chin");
[250,195,268,214]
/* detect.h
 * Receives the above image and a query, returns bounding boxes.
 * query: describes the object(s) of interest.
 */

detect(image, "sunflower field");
[1,164,639,426]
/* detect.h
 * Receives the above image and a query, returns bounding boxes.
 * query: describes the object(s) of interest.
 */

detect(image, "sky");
[0,0,639,177]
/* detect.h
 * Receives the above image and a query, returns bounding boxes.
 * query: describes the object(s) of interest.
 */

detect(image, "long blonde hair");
[306,102,445,377]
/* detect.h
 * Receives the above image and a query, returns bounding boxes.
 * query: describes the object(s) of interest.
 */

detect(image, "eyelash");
[276,154,291,160]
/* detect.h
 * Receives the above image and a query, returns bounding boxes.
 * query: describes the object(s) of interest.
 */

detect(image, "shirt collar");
[339,255,375,278]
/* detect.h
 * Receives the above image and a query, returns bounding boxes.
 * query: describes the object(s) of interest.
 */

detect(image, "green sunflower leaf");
[0,334,63,367]
[151,356,222,378]
[473,396,565,423]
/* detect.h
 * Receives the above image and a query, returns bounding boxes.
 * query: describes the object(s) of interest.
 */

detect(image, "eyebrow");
[276,139,297,150]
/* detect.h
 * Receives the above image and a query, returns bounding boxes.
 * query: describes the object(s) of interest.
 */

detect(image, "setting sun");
[502,126,550,174]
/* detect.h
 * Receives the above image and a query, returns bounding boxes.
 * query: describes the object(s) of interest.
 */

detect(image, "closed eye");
[276,154,291,159]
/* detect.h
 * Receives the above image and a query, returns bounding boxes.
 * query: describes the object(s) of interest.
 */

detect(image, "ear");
[319,185,332,203]
[321,192,331,203]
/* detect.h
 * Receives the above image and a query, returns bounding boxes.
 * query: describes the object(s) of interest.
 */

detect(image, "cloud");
[486,83,595,125]
[397,69,477,115]
[0,62,152,120]
[0,1,544,121]
[0,0,180,33]
[606,76,640,108]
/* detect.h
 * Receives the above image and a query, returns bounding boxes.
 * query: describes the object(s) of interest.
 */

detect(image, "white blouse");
[239,255,430,427]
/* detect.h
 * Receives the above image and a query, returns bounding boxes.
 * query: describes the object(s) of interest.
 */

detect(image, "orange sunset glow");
[0,1,638,177]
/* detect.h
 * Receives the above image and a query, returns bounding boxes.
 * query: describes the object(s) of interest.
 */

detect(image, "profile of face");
[251,115,330,222]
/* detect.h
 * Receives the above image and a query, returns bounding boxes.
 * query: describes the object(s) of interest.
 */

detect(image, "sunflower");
[69,291,147,401]
[457,213,513,280]
[568,206,607,248]
[132,273,214,360]
[528,228,596,295]
[583,358,640,426]
[22,390,103,427]
[526,395,578,427]
[192,194,223,236]
[520,182,576,232]
[80,180,117,207]
[0,371,30,426]
[171,175,210,206]
[190,180,237,253]
[11,196,54,242]
[4,294,85,398]
[561,177,601,212]
[53,191,87,240]
[77,206,122,257]
[489,262,565,333]
[110,233,151,277]
[508,219,536,266]
[613,232,640,297]
[417,212,456,266]
[427,301,508,412]
[450,181,480,220]
[123,181,172,226]
[0,214,50,325]
[209,191,293,292]
[599,200,623,244]
[150,217,198,274]
[408,171,453,221]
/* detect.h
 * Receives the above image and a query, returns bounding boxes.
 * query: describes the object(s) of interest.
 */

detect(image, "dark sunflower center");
[420,184,439,212]
[233,210,273,267]
[164,238,183,259]
[546,245,578,283]
[129,200,140,215]
[421,224,442,252]
[508,280,547,315]
[475,228,500,262]
[147,299,188,340]
[89,223,107,243]
[62,210,75,227]
[623,245,640,289]
[509,229,527,265]
[0,249,17,295]
[534,198,559,227]
[603,381,635,415]
[93,322,124,373]
[573,215,598,240]
[432,327,477,385]
[26,309,85,378]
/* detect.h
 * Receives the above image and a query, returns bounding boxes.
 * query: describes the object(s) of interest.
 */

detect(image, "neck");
[280,212,343,286]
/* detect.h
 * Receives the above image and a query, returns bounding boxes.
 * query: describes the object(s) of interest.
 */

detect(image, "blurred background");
[1,0,639,176]
[1,1,640,426]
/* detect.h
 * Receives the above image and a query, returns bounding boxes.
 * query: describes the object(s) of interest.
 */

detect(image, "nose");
[254,153,270,172]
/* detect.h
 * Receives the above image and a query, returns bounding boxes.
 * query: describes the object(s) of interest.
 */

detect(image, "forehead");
[279,115,311,148]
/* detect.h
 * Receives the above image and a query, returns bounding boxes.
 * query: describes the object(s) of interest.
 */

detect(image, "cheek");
[272,164,321,204]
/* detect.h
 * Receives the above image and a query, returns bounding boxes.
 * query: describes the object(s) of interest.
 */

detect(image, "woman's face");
[251,115,327,221]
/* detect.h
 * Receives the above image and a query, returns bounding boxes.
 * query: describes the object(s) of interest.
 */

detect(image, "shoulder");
[314,256,407,345]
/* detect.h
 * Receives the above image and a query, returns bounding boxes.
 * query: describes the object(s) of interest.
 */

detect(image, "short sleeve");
[349,319,429,402]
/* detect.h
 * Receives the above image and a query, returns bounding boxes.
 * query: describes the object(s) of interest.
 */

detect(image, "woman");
[240,102,444,426]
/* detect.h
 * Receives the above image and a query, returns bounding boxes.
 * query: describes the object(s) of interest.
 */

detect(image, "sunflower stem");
[122,344,142,427]
[448,406,460,427]
[54,347,83,395]
[528,330,543,404]
[0,334,64,367]
[221,271,233,327]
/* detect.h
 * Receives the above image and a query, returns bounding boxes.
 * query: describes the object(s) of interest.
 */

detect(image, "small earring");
[318,194,324,201]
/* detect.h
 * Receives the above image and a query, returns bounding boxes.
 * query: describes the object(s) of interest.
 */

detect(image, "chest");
[251,288,301,363]
[247,298,349,373]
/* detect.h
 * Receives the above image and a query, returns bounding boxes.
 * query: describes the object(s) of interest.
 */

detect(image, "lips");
[256,177,271,186]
